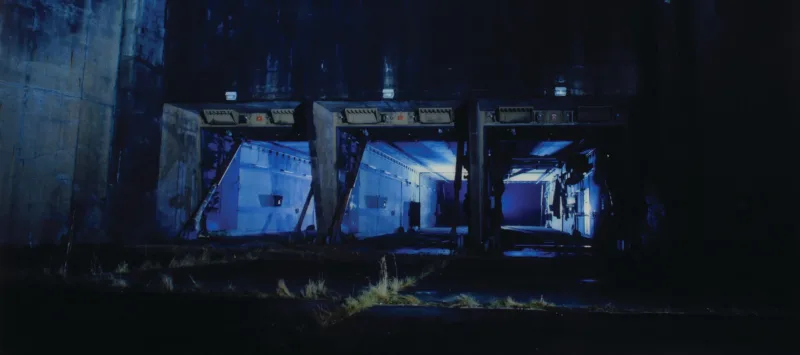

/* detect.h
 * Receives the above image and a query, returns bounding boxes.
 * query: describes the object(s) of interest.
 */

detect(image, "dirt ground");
[1,286,791,355]
[0,243,793,354]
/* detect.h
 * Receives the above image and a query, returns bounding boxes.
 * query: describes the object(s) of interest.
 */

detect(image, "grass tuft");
[276,279,295,298]
[161,274,174,291]
[168,254,198,268]
[111,277,129,288]
[115,261,130,274]
[590,303,618,313]
[386,294,423,306]
[526,295,556,310]
[389,276,417,293]
[139,260,162,271]
[489,296,525,309]
[189,274,202,289]
[89,255,103,276]
[340,256,425,316]
[301,278,328,299]
[451,294,481,308]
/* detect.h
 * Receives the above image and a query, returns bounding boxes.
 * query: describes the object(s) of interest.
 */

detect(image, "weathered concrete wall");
[163,0,641,102]
[155,104,201,238]
[0,0,124,244]
[109,0,167,243]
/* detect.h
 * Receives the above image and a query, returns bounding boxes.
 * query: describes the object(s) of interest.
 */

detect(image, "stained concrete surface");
[0,0,125,244]
[163,0,642,102]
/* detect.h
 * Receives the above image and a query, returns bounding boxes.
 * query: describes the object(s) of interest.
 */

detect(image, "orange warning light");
[256,115,264,121]
[397,114,404,120]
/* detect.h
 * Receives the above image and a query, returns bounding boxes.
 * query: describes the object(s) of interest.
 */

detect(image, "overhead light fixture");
[225,91,237,101]
[382,88,395,99]
[554,87,567,97]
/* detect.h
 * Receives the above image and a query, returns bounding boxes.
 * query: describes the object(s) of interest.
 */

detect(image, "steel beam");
[467,100,486,252]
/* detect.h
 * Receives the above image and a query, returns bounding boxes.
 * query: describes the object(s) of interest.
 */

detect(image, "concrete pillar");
[309,102,339,241]
[154,105,202,238]
[467,100,486,251]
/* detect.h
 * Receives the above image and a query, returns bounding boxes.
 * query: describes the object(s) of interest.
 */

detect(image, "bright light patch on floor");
[392,248,453,256]
[503,248,558,258]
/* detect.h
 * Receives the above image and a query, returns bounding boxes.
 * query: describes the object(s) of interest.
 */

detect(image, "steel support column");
[467,100,486,252]
[451,138,465,236]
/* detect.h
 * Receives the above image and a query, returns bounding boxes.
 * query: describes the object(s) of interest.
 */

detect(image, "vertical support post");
[451,138,465,236]
[540,183,545,226]
[295,186,314,233]
[467,100,486,252]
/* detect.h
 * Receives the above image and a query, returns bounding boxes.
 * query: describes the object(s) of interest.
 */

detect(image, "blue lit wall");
[435,181,543,227]
[204,142,316,236]
[419,173,439,229]
[342,147,437,238]
[502,183,544,226]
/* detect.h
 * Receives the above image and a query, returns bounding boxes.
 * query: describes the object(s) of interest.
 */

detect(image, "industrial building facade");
[157,99,629,250]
